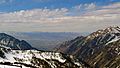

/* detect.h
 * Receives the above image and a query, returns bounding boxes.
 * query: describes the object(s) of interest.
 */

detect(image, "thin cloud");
[0,0,6,4]
[0,8,68,23]
[73,3,97,11]
[0,0,13,4]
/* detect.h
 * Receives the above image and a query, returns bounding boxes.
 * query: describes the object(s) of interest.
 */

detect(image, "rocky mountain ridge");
[0,33,35,50]
[56,26,120,68]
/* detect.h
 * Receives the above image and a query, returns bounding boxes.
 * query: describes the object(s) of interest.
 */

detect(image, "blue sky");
[0,0,120,32]
[0,0,119,12]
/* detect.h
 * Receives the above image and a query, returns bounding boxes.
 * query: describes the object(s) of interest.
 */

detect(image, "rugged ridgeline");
[0,33,35,50]
[0,33,85,68]
[56,26,120,68]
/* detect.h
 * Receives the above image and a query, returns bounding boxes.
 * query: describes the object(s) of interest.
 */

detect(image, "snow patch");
[106,36,120,45]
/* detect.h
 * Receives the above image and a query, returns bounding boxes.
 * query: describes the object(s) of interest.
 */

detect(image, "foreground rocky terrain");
[56,26,120,68]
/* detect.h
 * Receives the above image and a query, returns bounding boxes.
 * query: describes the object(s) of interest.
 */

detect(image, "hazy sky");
[0,0,120,32]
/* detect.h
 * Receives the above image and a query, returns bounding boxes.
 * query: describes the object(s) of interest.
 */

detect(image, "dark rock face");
[55,36,84,54]
[56,26,120,68]
[0,33,35,50]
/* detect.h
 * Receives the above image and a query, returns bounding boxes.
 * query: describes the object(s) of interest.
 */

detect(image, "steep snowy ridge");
[86,26,120,40]
[0,33,35,50]
[56,26,120,68]
[0,49,82,68]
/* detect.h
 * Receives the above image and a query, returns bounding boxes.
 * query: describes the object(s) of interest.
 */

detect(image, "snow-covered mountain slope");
[56,26,120,68]
[0,33,84,68]
[0,33,35,50]
[0,48,83,68]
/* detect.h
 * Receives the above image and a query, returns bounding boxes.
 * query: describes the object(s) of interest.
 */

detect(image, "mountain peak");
[87,26,120,39]
[104,26,120,33]
[0,33,35,50]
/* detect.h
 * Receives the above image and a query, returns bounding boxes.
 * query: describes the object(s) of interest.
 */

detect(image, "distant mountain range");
[6,32,82,50]
[56,26,120,68]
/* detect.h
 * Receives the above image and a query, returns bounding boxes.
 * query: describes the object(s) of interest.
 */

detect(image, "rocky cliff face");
[0,33,35,50]
[56,26,120,68]
[0,33,84,68]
